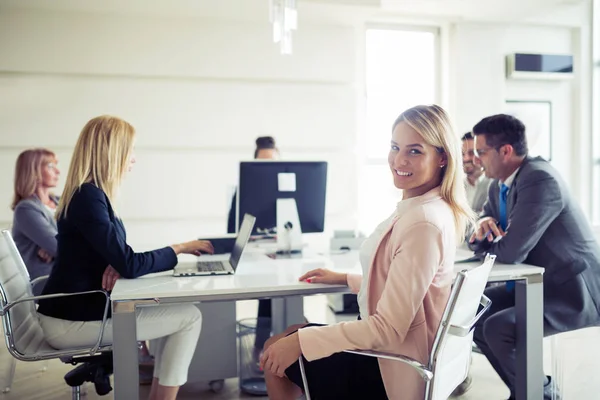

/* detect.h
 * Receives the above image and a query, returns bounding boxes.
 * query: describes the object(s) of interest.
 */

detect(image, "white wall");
[448,22,590,206]
[0,9,359,249]
[0,4,593,252]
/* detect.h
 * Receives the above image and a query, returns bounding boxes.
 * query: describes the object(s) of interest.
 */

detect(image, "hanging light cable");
[269,0,297,55]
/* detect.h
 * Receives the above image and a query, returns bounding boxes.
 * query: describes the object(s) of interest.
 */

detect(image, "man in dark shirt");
[227,136,279,233]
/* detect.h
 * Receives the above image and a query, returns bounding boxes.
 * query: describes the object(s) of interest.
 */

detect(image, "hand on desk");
[299,268,347,285]
[470,217,505,243]
[102,265,121,291]
[170,240,214,256]
[260,332,302,377]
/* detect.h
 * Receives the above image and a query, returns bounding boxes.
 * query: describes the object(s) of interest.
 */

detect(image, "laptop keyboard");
[197,261,226,272]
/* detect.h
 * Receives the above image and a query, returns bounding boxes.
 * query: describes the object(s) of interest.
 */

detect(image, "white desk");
[111,249,544,400]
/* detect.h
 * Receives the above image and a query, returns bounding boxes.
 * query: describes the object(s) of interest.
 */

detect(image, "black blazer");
[227,191,237,234]
[471,157,600,331]
[38,183,177,321]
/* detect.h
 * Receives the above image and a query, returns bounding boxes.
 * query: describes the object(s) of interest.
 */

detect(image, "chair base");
[64,353,113,396]
[71,385,80,400]
[1,355,17,393]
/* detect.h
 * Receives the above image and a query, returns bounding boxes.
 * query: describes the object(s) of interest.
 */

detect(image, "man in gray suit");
[462,132,492,214]
[453,134,493,396]
[468,114,600,400]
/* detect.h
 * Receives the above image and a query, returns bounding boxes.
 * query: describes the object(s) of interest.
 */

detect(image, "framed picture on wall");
[504,100,552,161]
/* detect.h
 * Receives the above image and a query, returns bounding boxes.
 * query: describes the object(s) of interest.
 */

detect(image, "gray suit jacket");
[11,195,58,282]
[472,157,600,332]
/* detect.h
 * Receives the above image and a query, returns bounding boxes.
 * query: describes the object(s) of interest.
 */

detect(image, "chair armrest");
[30,275,49,290]
[0,290,111,355]
[298,348,433,400]
[343,349,433,381]
[29,275,50,293]
[448,294,491,337]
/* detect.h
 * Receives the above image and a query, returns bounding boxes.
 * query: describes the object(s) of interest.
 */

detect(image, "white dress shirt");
[357,213,396,320]
[465,174,484,207]
[502,167,520,189]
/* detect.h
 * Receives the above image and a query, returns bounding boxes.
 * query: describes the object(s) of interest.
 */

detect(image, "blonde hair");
[393,105,475,239]
[56,115,135,219]
[11,148,56,210]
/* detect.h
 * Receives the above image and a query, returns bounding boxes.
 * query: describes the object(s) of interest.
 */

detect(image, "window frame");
[358,24,442,232]
[591,0,600,225]
[362,24,441,165]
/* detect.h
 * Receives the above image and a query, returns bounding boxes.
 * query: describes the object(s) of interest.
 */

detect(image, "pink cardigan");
[298,187,456,399]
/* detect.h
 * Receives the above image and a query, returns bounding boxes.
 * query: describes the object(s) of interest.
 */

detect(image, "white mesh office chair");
[0,230,112,399]
[299,254,496,400]
[0,273,49,393]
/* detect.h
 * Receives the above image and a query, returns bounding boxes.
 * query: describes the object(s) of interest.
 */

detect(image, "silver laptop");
[174,214,256,277]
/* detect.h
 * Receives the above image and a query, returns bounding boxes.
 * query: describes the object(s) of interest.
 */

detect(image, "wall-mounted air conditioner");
[506,53,574,80]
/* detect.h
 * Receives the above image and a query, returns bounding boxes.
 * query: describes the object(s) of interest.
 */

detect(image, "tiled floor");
[1,296,599,399]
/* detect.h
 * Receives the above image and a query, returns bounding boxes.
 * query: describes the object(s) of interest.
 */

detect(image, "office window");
[358,27,438,232]
[592,1,600,224]
[593,67,600,224]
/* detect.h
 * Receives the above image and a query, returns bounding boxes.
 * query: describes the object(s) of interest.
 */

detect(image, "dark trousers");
[473,285,559,399]
[254,299,272,349]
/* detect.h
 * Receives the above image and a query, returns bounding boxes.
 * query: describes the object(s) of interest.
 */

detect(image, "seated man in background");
[227,136,280,353]
[462,131,491,214]
[227,136,280,233]
[467,114,600,400]
[452,132,494,396]
[452,132,493,396]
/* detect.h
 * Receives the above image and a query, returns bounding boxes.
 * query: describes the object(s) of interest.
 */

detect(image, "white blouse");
[357,212,397,320]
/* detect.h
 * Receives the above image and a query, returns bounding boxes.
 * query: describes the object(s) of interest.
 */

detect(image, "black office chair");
[63,352,114,396]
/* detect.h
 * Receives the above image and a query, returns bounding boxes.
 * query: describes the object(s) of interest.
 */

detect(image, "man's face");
[474,134,503,179]
[256,148,279,160]
[461,139,481,177]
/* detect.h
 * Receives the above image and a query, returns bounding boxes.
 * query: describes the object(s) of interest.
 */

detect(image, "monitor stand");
[275,198,303,254]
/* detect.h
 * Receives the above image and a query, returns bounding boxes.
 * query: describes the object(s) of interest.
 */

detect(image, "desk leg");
[112,301,139,400]
[515,275,544,400]
[187,302,237,382]
[271,297,304,335]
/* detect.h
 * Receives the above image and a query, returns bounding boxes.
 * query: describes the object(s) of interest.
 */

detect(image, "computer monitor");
[237,161,328,236]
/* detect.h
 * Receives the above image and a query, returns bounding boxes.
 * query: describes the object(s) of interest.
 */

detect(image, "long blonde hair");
[56,115,135,219]
[393,105,475,239]
[11,148,56,210]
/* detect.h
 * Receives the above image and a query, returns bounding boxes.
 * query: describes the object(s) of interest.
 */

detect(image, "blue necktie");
[499,183,509,231]
[499,183,514,291]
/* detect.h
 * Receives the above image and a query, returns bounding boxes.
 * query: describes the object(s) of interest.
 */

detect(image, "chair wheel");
[209,379,224,392]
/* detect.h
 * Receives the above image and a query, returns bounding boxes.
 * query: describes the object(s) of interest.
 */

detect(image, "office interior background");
[0,0,600,398]
[1,0,599,245]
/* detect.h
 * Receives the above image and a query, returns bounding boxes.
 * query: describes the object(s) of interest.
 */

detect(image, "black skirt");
[284,323,388,400]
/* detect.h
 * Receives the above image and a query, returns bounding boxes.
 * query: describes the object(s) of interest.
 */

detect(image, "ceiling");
[0,0,588,24]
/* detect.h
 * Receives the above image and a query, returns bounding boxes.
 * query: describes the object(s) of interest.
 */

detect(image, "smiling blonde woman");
[261,104,474,400]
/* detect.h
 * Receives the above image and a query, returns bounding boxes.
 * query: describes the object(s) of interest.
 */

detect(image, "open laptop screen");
[230,214,256,270]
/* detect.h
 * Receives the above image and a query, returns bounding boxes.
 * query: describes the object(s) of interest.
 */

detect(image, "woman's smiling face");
[388,121,445,199]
